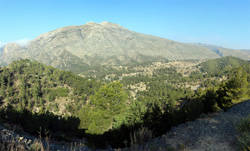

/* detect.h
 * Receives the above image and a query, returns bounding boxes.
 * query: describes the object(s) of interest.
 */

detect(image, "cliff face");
[0,21,221,72]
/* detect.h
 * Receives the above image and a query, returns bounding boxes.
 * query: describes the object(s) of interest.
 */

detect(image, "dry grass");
[0,127,48,151]
[130,127,153,150]
[0,126,86,151]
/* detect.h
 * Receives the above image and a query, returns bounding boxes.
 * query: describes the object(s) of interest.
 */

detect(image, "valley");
[0,56,250,150]
[1,0,250,149]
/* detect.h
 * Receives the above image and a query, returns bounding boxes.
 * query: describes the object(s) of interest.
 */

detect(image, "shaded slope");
[145,100,250,151]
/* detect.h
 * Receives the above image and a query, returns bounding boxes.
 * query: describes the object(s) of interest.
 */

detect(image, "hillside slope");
[191,43,250,60]
[0,21,220,72]
[1,100,249,151]
[142,100,250,151]
[0,59,101,116]
[198,56,247,76]
[0,58,250,150]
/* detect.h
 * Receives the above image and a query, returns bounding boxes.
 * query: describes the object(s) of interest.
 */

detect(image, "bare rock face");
[0,21,221,72]
[0,43,30,66]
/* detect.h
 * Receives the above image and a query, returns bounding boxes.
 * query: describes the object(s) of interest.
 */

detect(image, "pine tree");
[0,75,6,97]
[81,81,128,134]
[17,100,22,111]
[225,67,248,100]
[28,99,32,109]
[90,81,128,117]
[217,67,248,110]
[39,98,43,107]
[19,77,26,101]
[6,93,10,105]
[33,78,42,101]
[204,88,219,113]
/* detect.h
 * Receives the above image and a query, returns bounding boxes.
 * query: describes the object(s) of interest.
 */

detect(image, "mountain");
[0,46,3,58]
[190,43,250,60]
[0,21,218,72]
[0,21,248,73]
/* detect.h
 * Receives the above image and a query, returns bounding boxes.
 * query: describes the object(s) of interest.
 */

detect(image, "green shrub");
[203,88,219,113]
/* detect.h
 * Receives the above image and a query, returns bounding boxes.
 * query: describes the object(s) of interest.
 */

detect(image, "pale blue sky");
[0,0,249,49]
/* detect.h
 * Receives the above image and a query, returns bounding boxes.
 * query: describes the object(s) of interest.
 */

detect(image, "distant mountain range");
[189,43,250,59]
[0,21,249,72]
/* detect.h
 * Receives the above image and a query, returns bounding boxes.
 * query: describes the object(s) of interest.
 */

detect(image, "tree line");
[0,58,249,148]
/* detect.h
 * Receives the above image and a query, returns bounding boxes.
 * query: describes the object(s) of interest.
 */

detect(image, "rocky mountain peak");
[84,21,123,30]
[2,43,22,53]
[100,21,122,28]
[85,21,99,26]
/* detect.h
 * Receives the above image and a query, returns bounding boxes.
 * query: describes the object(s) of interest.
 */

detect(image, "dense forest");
[0,57,249,149]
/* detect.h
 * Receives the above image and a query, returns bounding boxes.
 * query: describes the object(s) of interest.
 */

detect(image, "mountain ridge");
[0,21,249,72]
[189,43,250,59]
